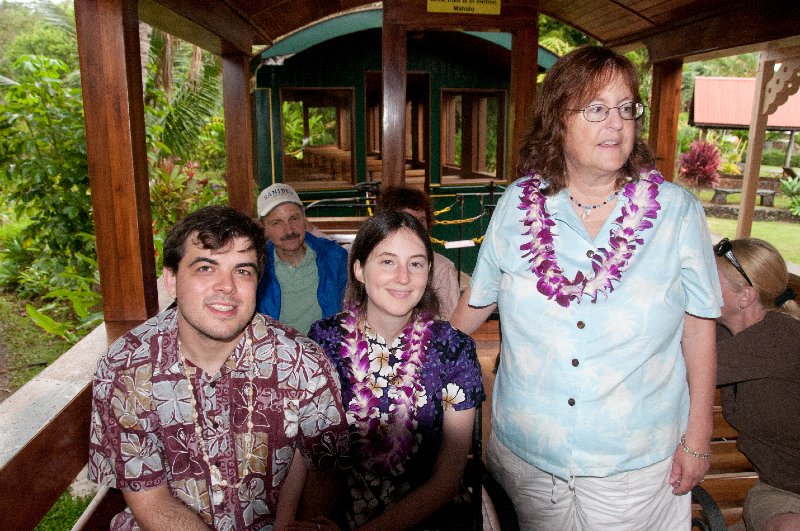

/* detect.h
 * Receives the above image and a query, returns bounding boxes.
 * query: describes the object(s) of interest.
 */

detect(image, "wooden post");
[381,19,407,188]
[510,25,538,179]
[75,0,158,323]
[786,130,797,167]
[648,59,683,181]
[737,48,800,237]
[222,53,256,215]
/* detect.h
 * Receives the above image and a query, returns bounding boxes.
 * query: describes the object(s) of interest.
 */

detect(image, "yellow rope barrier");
[434,213,484,225]
[430,235,484,246]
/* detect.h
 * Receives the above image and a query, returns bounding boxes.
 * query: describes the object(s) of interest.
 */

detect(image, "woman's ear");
[353,260,364,284]
[739,285,759,309]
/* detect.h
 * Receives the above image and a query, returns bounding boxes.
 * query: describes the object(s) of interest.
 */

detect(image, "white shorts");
[486,432,690,530]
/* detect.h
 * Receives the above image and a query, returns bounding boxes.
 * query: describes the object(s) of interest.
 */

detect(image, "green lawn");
[705,217,800,264]
[681,184,800,264]
[695,188,793,210]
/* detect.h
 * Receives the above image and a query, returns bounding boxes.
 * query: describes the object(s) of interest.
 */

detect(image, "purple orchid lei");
[519,169,665,307]
[340,306,433,475]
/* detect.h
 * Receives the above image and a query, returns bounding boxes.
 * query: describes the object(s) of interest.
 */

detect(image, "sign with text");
[427,0,501,15]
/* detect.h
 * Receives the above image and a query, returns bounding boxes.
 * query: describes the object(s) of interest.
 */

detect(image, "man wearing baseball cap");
[255,183,348,333]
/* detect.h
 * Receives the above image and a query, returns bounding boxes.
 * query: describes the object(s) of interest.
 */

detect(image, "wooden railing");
[0,322,127,529]
[0,282,172,529]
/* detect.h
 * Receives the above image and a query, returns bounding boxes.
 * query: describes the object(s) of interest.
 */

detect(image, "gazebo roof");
[692,76,800,130]
[138,0,800,62]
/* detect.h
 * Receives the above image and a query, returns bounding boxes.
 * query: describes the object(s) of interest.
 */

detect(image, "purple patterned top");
[309,315,485,528]
[89,308,348,531]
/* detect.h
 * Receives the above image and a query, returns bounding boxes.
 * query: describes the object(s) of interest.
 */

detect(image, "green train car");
[253,7,556,275]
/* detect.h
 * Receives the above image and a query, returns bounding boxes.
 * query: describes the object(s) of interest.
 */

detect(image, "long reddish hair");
[518,46,654,194]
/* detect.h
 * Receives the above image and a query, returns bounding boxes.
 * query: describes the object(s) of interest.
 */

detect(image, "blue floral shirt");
[469,175,721,479]
[309,316,485,528]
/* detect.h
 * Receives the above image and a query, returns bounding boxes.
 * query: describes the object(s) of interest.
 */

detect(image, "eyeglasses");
[714,238,753,286]
[570,102,646,122]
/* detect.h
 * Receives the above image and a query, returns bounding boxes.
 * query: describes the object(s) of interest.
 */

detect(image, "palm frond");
[0,75,19,87]
[35,0,76,40]
[160,54,223,160]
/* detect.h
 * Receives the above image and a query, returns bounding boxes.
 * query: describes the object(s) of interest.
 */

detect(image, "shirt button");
[586,250,594,258]
[571,359,579,367]
[212,421,219,429]
[568,398,576,406]
[209,381,216,388]
[577,321,585,329]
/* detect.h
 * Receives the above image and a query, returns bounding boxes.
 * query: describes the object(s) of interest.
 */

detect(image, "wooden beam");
[381,9,407,188]
[75,0,158,322]
[138,0,258,55]
[648,59,683,181]
[510,24,538,179]
[222,53,257,215]
[639,0,800,64]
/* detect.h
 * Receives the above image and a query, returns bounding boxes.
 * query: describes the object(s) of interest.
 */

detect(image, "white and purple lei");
[519,169,665,307]
[339,306,433,475]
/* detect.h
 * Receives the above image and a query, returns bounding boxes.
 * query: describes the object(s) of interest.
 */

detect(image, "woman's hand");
[668,442,711,495]
[286,516,341,531]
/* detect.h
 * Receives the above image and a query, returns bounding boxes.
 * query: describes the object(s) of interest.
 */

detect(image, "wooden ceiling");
[138,0,800,62]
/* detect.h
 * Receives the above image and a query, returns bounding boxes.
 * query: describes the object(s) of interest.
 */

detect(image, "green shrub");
[0,56,96,306]
[34,492,92,531]
[676,112,698,157]
[761,148,786,167]
[780,175,800,216]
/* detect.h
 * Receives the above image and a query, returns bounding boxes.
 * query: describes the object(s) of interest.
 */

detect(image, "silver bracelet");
[680,435,712,459]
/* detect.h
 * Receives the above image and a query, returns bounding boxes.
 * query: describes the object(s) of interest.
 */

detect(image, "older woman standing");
[714,238,800,531]
[451,46,721,529]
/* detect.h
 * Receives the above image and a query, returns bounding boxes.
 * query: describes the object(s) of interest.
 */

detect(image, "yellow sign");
[427,0,501,15]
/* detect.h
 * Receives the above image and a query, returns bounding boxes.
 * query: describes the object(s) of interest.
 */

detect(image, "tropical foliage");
[282,101,338,158]
[707,131,747,176]
[0,0,226,341]
[679,140,721,189]
[779,175,800,216]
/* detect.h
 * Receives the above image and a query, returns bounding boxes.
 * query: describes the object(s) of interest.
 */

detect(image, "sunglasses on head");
[713,238,753,286]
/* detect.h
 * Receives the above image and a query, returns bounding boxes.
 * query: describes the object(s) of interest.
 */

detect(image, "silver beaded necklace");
[178,334,256,503]
[567,190,619,219]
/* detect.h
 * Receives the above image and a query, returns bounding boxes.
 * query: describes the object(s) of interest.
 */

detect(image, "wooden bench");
[711,188,776,207]
[692,390,758,530]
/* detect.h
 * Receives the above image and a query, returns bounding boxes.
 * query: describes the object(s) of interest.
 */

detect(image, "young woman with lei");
[300,211,485,531]
[451,46,722,530]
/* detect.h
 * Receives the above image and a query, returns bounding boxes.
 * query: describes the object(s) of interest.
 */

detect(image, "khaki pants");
[486,432,690,530]
[743,481,800,531]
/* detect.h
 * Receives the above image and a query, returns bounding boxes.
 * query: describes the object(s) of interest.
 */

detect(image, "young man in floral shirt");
[89,206,348,530]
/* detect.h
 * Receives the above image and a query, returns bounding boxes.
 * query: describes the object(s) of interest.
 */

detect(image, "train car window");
[441,89,506,183]
[280,88,355,189]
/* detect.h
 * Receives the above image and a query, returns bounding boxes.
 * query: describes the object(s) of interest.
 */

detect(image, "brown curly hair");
[376,186,434,228]
[518,46,654,194]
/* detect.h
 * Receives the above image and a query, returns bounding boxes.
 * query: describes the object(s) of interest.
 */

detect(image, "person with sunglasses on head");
[714,237,800,531]
[451,45,722,529]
